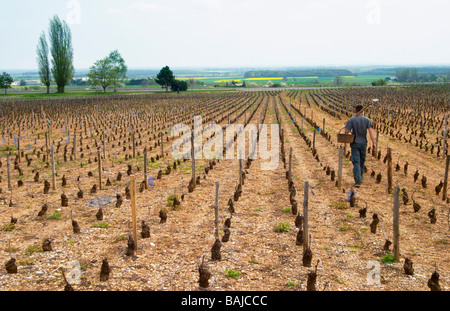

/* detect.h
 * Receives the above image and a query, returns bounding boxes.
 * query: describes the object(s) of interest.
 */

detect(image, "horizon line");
[3,63,450,73]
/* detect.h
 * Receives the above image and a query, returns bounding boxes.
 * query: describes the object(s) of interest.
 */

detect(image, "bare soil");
[0,91,448,292]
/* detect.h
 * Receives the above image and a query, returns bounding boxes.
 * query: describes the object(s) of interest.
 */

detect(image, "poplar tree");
[37,32,51,94]
[48,15,75,93]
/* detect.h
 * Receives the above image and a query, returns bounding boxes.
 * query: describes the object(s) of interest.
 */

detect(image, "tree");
[395,69,409,82]
[87,58,115,93]
[71,78,87,86]
[155,66,175,92]
[87,51,127,93]
[140,79,149,87]
[170,79,189,93]
[37,32,51,94]
[107,50,127,93]
[396,68,418,83]
[0,72,14,95]
[333,76,344,86]
[20,80,27,87]
[371,79,386,86]
[429,74,437,82]
[49,15,75,93]
[409,68,418,82]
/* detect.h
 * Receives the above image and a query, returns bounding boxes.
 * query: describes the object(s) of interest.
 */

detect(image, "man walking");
[345,104,376,188]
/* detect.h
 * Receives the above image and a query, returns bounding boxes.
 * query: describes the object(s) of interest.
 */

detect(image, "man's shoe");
[354,184,361,188]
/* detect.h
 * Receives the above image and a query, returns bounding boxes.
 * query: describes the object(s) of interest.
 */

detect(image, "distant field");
[178,75,393,87]
[1,74,395,97]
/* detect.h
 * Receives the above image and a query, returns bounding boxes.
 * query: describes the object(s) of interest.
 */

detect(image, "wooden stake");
[337,146,343,188]
[303,181,309,252]
[313,129,316,151]
[289,147,293,181]
[443,155,450,201]
[161,132,164,158]
[7,152,12,190]
[443,116,448,159]
[51,145,56,191]
[375,130,379,158]
[387,147,393,193]
[17,127,20,163]
[393,186,400,262]
[73,132,77,160]
[144,151,148,190]
[132,129,136,158]
[102,132,106,160]
[98,151,102,190]
[239,151,243,186]
[214,182,219,239]
[191,133,196,187]
[47,121,51,145]
[130,179,138,250]
[45,132,49,159]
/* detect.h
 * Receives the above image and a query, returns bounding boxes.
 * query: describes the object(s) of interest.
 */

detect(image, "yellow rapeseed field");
[245,77,319,81]
[214,80,242,83]
[245,77,283,81]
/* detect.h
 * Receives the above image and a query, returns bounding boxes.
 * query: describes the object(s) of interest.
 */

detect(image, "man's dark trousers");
[350,142,367,185]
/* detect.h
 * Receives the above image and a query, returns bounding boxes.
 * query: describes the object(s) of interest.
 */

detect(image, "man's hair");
[355,105,364,113]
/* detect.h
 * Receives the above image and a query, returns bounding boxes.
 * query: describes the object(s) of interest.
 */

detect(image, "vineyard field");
[0,86,448,291]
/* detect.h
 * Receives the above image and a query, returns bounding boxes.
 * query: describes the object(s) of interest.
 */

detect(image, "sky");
[0,0,449,70]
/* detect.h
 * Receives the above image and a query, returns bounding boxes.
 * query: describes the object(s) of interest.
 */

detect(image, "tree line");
[1,15,188,95]
[243,69,354,79]
[395,68,449,83]
[360,66,450,76]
